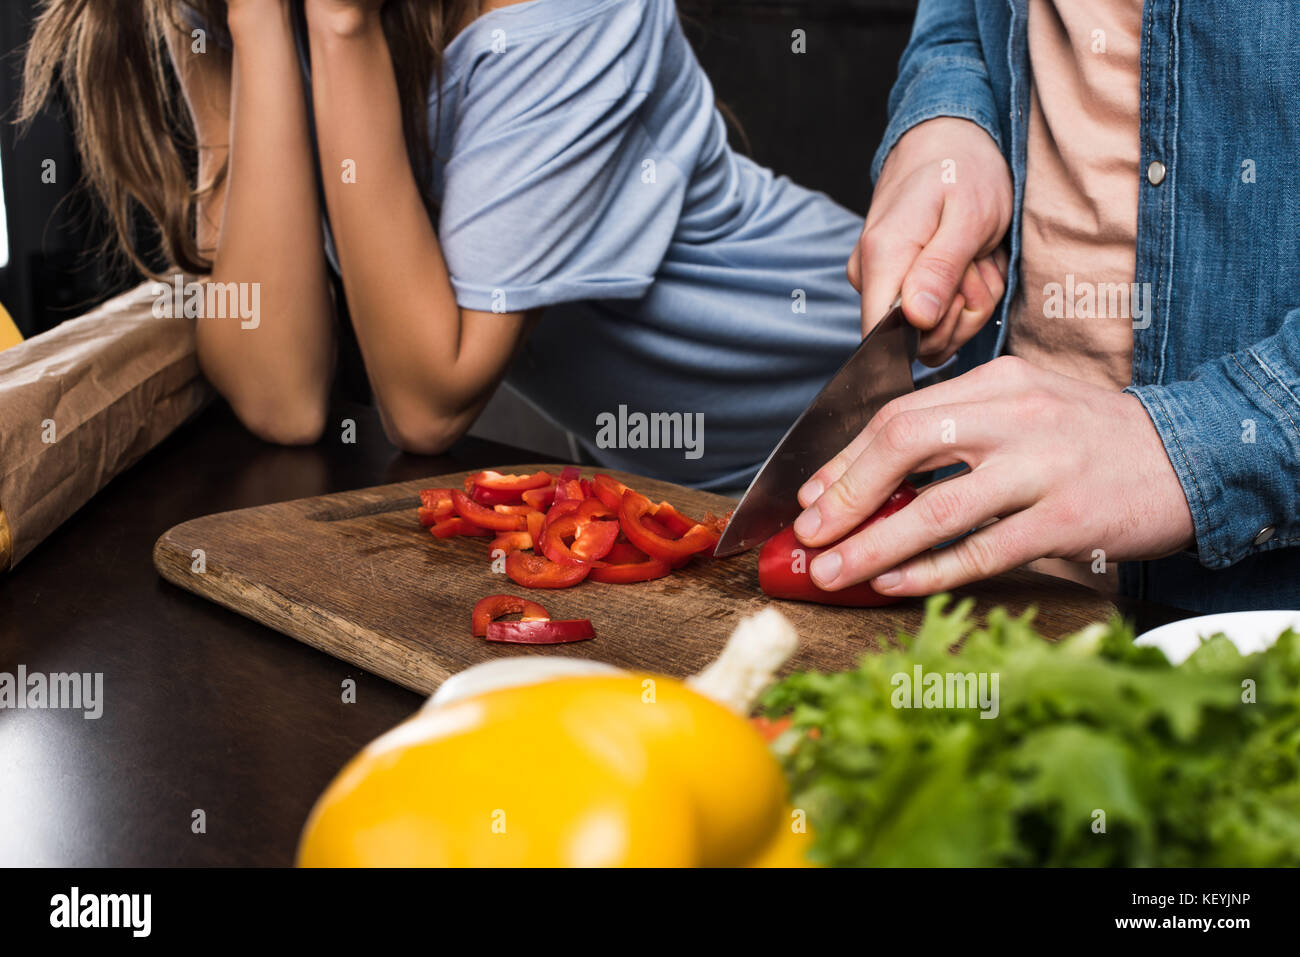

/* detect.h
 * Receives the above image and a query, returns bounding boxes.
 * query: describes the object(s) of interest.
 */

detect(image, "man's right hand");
[848,117,1013,366]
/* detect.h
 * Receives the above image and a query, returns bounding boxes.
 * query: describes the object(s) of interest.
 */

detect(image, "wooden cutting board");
[154,464,1116,695]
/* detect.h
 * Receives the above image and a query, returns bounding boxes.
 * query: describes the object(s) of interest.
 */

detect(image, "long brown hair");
[19,0,474,278]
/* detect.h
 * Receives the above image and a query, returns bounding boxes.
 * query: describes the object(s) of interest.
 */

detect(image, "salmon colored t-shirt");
[1008,0,1143,391]
[1010,0,1143,590]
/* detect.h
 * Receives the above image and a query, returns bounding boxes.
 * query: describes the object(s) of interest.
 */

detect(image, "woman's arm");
[303,0,535,454]
[167,0,335,444]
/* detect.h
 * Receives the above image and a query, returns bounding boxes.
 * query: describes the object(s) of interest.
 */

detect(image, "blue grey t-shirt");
[431,0,895,489]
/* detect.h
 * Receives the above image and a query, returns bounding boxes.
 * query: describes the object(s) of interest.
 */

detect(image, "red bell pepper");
[591,474,630,512]
[602,542,648,565]
[521,485,556,511]
[539,499,618,566]
[618,490,719,564]
[471,594,550,637]
[525,510,545,544]
[485,618,595,644]
[470,484,526,506]
[489,531,534,554]
[420,488,456,511]
[757,482,918,607]
[588,555,672,584]
[466,470,553,493]
[553,477,585,506]
[649,502,698,538]
[418,488,457,525]
[540,513,620,567]
[417,506,445,527]
[505,550,590,588]
[429,516,491,539]
[451,490,526,532]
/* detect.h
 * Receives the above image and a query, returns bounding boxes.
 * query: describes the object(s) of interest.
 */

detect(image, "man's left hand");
[792,355,1196,595]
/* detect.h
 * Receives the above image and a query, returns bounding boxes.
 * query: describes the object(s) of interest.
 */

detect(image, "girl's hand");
[849,117,1012,366]
[793,356,1196,595]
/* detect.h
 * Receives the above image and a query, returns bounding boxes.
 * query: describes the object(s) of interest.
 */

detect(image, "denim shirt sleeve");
[870,0,1004,183]
[1125,309,1300,570]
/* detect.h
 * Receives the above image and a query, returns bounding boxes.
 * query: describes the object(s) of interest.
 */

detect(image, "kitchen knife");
[713,300,918,557]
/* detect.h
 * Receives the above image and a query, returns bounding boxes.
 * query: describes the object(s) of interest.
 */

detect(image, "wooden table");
[0,401,1191,866]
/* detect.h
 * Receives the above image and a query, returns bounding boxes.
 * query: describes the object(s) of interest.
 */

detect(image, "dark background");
[0,0,918,337]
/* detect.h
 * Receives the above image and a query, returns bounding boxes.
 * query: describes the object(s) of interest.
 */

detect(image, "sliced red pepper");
[493,504,539,516]
[553,478,585,505]
[616,487,680,538]
[588,555,672,584]
[485,618,595,644]
[618,490,719,563]
[418,505,453,527]
[602,542,648,565]
[543,498,582,529]
[573,521,619,562]
[591,474,631,512]
[521,485,556,511]
[539,499,618,566]
[558,466,581,484]
[489,531,533,554]
[419,488,456,511]
[651,502,699,538]
[525,510,545,544]
[471,594,550,637]
[451,489,526,532]
[466,470,553,493]
[639,513,679,539]
[757,482,917,607]
[429,516,491,538]
[702,511,731,536]
[505,550,590,588]
[541,512,620,567]
[470,484,526,506]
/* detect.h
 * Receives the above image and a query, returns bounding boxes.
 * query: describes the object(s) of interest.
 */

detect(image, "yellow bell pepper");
[297,671,813,867]
[0,302,22,352]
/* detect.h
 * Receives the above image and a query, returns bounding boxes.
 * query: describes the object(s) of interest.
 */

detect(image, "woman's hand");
[849,117,1013,365]
[791,356,1196,595]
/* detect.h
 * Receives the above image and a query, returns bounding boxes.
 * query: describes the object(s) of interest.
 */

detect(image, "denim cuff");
[870,55,1004,184]
[1125,320,1300,569]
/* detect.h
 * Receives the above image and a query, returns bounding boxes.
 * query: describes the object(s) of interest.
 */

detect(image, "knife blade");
[713,301,917,557]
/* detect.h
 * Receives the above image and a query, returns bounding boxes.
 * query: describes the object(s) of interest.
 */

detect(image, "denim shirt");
[873,0,1300,613]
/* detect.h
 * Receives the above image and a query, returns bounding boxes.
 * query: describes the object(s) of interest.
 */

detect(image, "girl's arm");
[167,0,335,444]
[304,1,535,454]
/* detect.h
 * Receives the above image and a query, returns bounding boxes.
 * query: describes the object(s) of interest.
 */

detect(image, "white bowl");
[1134,610,1300,665]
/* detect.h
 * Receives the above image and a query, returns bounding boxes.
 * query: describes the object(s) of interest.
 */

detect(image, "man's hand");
[791,356,1196,595]
[850,117,1012,365]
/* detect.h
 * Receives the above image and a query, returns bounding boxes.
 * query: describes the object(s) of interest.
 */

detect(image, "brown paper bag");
[0,282,212,571]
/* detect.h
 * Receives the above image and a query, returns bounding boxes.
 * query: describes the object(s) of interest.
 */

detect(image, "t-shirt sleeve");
[437,2,687,313]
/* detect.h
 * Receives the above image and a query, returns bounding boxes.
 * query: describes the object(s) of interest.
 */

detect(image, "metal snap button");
[1252,525,1276,546]
[1147,161,1167,186]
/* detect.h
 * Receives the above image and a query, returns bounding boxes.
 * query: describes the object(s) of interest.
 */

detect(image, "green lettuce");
[761,595,1300,867]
